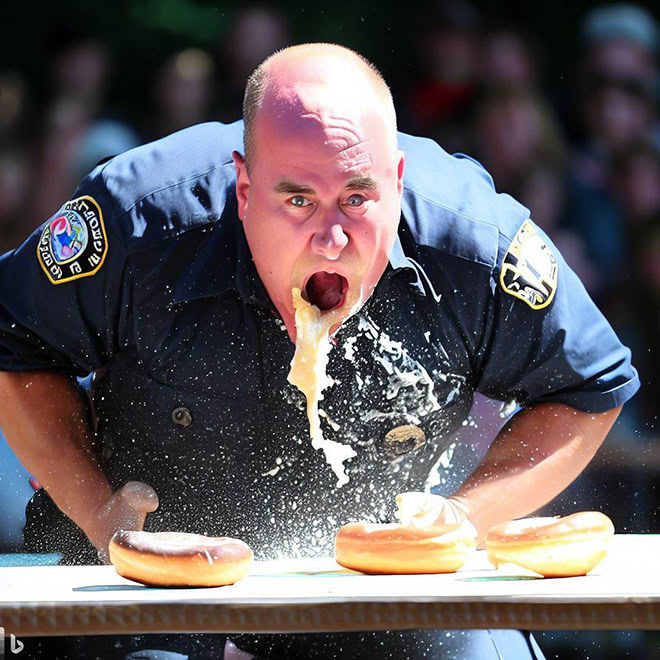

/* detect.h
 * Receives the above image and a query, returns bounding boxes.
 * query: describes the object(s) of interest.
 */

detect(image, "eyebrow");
[274,181,316,195]
[345,176,378,191]
[273,175,379,195]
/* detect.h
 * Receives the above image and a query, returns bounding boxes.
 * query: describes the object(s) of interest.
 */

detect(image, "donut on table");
[334,519,477,574]
[109,530,253,587]
[485,512,614,577]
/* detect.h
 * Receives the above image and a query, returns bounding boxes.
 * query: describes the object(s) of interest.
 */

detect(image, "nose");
[311,223,349,260]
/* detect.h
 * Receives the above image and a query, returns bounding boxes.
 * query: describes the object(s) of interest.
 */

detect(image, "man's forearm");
[450,402,621,538]
[0,370,112,530]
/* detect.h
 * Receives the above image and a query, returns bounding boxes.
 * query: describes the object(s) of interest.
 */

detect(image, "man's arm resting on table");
[449,402,621,539]
[0,370,157,558]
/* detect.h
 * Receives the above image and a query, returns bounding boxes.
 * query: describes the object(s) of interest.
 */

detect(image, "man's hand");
[80,481,159,563]
[450,403,621,539]
[396,491,478,540]
[0,371,158,562]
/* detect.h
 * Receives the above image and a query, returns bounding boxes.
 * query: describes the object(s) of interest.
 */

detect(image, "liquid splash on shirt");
[287,288,357,487]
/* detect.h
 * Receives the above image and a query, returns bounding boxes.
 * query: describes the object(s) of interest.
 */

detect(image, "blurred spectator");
[0,71,30,144]
[402,0,481,153]
[145,48,215,142]
[479,24,540,90]
[612,139,660,224]
[626,217,660,426]
[25,26,139,243]
[0,72,32,253]
[582,3,658,66]
[578,45,657,159]
[214,5,292,123]
[518,164,604,295]
[564,4,659,297]
[473,85,604,295]
[609,141,660,424]
[50,32,110,112]
[0,149,31,252]
[472,85,565,193]
[517,164,566,230]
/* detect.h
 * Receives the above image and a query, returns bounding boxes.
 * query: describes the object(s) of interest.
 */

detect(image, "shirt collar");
[384,218,427,296]
[233,218,277,311]
[170,191,264,307]
[388,226,411,271]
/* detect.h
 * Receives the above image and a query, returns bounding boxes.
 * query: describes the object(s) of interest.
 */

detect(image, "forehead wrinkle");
[263,79,369,142]
[297,110,365,156]
[302,112,365,139]
[257,82,384,176]
[262,110,362,161]
[256,52,397,158]
[333,143,373,169]
[263,124,374,171]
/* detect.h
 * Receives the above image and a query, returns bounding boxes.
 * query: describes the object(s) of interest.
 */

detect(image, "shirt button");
[172,406,192,428]
[384,424,426,459]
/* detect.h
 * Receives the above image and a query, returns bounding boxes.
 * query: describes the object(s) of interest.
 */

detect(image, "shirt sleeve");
[0,168,130,376]
[475,220,640,413]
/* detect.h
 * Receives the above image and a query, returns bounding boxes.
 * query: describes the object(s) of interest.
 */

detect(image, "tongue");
[305,272,344,311]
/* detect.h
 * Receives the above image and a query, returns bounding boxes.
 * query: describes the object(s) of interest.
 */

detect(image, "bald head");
[242,43,397,171]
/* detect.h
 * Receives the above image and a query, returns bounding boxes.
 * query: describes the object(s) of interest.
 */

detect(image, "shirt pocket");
[93,354,265,491]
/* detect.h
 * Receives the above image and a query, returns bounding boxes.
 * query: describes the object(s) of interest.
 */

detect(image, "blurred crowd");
[0,3,657,488]
[396,1,659,437]
[4,2,656,433]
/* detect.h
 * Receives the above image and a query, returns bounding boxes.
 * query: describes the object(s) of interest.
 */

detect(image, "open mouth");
[303,272,348,311]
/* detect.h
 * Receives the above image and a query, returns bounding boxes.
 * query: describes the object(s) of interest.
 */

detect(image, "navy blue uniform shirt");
[0,121,639,561]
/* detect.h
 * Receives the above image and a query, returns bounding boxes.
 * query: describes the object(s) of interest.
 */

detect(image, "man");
[0,44,638,658]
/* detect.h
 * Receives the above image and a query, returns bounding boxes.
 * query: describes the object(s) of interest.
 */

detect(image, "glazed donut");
[334,519,476,574]
[485,512,614,577]
[109,530,253,587]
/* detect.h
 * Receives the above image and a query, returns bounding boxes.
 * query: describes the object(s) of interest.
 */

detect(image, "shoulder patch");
[499,220,558,310]
[37,195,108,284]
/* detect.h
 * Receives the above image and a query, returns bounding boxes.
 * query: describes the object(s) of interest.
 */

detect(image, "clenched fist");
[79,481,159,563]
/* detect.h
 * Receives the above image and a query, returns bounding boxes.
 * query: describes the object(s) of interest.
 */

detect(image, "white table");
[0,535,658,636]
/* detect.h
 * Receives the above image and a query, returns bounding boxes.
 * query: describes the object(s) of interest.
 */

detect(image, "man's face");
[234,84,404,342]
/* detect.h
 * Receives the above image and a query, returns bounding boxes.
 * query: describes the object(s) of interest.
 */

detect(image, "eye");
[290,195,313,208]
[344,194,366,207]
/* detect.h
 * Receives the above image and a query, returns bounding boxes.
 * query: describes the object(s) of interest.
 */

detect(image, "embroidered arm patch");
[499,220,558,310]
[37,195,108,284]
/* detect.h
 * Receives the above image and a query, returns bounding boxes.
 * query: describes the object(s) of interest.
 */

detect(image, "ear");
[396,150,405,197]
[232,151,250,221]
